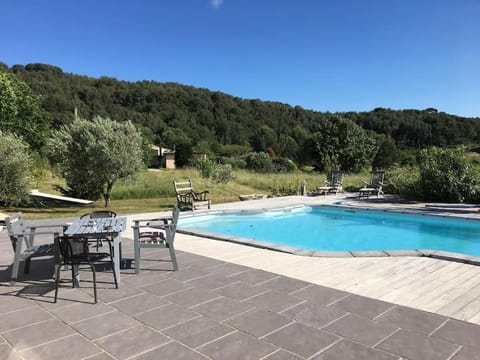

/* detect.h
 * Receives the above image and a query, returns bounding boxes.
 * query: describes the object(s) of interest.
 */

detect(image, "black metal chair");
[80,211,117,251]
[54,235,118,303]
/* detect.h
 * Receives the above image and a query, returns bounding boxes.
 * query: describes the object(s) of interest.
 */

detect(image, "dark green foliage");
[0,130,33,206]
[5,63,480,167]
[304,118,377,172]
[372,135,398,169]
[174,140,193,168]
[418,147,477,202]
[0,71,50,152]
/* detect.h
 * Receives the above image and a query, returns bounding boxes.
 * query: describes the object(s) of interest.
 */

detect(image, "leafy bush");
[218,156,247,169]
[0,130,32,205]
[418,147,477,202]
[212,163,234,184]
[384,166,421,199]
[244,152,274,173]
[196,159,216,179]
[272,157,297,172]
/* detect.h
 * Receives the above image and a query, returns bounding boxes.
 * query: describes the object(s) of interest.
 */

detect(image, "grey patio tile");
[263,349,303,360]
[376,305,447,335]
[72,310,139,340]
[164,286,221,307]
[290,285,348,306]
[213,281,269,300]
[50,301,114,324]
[432,318,480,348]
[281,302,346,329]
[83,353,115,360]
[0,343,21,360]
[132,341,208,360]
[96,284,145,303]
[181,255,226,270]
[451,346,480,360]
[226,309,291,338]
[261,276,312,294]
[95,325,169,359]
[20,334,100,360]
[109,292,170,316]
[328,294,395,320]
[377,329,460,360]
[34,288,95,310]
[198,331,277,360]
[209,262,251,276]
[135,303,200,330]
[324,313,396,346]
[0,306,51,333]
[163,316,235,348]
[312,338,399,360]
[243,290,304,313]
[191,296,254,321]
[165,266,211,281]
[3,319,74,351]
[185,273,237,290]
[0,295,34,315]
[229,269,277,284]
[141,278,193,297]
[122,270,168,287]
[264,322,339,358]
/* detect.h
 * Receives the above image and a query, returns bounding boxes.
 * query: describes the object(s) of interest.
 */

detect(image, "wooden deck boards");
[174,233,480,324]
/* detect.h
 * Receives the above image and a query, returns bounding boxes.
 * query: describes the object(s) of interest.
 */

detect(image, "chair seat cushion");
[139,231,166,244]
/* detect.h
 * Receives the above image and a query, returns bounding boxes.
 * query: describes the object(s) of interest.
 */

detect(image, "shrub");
[272,157,297,172]
[385,166,421,199]
[244,152,274,173]
[418,147,477,202]
[0,130,32,205]
[196,159,216,179]
[212,163,234,184]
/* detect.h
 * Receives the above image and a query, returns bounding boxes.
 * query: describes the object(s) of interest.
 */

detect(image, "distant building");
[150,145,176,169]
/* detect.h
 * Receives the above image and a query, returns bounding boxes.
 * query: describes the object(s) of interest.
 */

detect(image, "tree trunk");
[103,181,114,207]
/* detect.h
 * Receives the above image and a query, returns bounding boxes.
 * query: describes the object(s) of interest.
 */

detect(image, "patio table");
[64,216,126,284]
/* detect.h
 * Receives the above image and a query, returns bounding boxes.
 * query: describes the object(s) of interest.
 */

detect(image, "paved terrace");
[1,194,480,359]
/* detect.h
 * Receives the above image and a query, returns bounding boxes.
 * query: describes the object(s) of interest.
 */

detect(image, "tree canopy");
[0,70,50,151]
[47,116,144,206]
[4,63,480,166]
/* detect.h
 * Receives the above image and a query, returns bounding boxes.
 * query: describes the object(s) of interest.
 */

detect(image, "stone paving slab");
[2,227,480,360]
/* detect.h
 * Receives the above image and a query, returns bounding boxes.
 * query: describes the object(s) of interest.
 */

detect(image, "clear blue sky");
[2,0,479,117]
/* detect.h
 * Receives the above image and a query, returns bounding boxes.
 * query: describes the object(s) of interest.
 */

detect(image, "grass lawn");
[4,168,369,220]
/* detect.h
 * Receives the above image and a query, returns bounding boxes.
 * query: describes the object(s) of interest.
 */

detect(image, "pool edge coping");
[177,203,480,266]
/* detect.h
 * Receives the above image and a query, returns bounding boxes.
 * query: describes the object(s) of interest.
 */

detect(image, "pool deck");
[1,194,480,359]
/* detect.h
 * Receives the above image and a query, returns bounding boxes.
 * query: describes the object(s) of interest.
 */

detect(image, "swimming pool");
[179,206,480,257]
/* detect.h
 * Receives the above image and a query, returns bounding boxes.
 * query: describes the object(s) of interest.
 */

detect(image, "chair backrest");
[173,179,194,196]
[330,171,344,186]
[81,211,117,219]
[5,213,27,251]
[370,171,385,188]
[57,236,89,259]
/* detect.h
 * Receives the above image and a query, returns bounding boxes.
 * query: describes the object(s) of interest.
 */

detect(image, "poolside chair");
[80,211,117,251]
[173,179,211,211]
[313,171,344,196]
[359,170,385,198]
[5,212,63,286]
[132,206,180,273]
[54,235,118,304]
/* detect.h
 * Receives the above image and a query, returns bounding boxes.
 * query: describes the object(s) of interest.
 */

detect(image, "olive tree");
[48,117,144,207]
[0,130,32,205]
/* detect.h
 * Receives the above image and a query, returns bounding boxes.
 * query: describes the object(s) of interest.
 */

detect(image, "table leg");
[113,233,121,283]
[73,265,80,287]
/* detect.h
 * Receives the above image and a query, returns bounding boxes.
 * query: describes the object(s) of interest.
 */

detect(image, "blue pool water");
[179,206,480,256]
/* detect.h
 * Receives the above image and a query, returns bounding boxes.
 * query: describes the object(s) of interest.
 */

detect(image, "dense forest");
[3,62,480,163]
